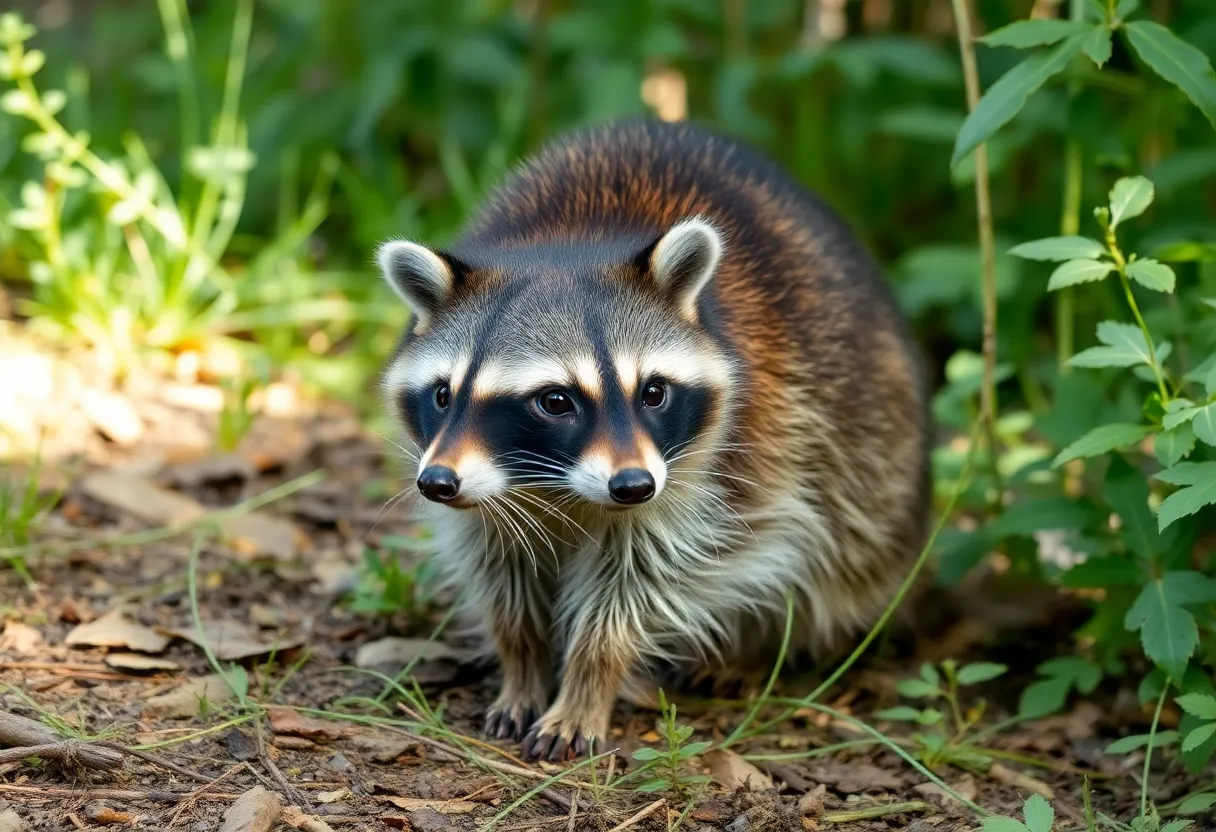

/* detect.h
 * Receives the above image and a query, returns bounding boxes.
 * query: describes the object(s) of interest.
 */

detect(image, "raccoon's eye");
[642,381,667,409]
[537,389,576,417]
[434,384,451,410]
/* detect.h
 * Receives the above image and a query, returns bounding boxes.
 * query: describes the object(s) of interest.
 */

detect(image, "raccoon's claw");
[521,725,590,762]
[484,704,537,741]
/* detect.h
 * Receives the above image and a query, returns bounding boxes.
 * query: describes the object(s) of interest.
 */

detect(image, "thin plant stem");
[720,590,794,747]
[477,750,612,831]
[950,0,1001,502]
[1140,684,1169,821]
[1106,232,1170,402]
[154,0,200,173]
[1057,0,1088,373]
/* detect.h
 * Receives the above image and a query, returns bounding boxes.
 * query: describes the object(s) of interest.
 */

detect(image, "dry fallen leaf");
[221,512,302,562]
[316,789,350,804]
[103,653,180,672]
[66,609,170,654]
[348,728,419,763]
[265,706,346,742]
[143,674,236,720]
[0,621,43,655]
[809,761,903,794]
[220,786,282,832]
[703,748,774,791]
[355,637,458,669]
[162,619,304,661]
[78,471,204,526]
[913,774,979,807]
[165,454,256,488]
[81,389,144,446]
[381,798,479,815]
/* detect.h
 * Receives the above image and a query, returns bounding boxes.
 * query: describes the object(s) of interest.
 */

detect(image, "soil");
[0,364,1211,832]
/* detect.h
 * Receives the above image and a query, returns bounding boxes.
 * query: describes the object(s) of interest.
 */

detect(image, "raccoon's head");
[376,218,738,514]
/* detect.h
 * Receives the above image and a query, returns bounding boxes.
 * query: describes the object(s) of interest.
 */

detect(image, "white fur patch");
[452,449,508,501]
[472,354,599,398]
[568,452,613,504]
[376,239,454,323]
[650,217,724,318]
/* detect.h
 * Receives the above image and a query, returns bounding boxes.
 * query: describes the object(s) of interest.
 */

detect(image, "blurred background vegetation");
[2,0,1211,405]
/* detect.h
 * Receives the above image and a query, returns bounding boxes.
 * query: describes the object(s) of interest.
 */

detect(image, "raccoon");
[376,119,931,762]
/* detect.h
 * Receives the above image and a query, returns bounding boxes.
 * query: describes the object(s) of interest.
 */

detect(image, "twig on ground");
[606,798,665,832]
[0,783,240,802]
[0,712,123,771]
[255,716,311,809]
[97,741,216,784]
[167,763,244,826]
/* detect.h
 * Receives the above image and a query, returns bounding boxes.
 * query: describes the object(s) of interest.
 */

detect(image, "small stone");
[220,786,282,832]
[81,389,144,446]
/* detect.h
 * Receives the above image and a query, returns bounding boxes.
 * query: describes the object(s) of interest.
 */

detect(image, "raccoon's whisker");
[509,487,595,544]
[367,486,418,535]
[667,478,755,539]
[497,494,558,556]
[669,467,766,493]
[370,428,423,462]
[482,495,536,571]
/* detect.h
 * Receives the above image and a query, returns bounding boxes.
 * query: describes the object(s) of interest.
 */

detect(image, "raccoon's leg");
[521,616,636,762]
[478,557,557,741]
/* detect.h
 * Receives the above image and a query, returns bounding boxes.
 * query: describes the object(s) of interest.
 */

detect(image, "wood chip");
[703,748,774,791]
[65,609,170,654]
[0,621,43,655]
[0,808,23,832]
[162,619,304,662]
[282,807,336,832]
[354,637,458,669]
[142,674,236,720]
[78,471,205,526]
[81,390,144,446]
[381,797,479,815]
[265,707,346,742]
[103,653,180,672]
[316,789,350,804]
[989,763,1054,799]
[220,786,282,832]
[83,803,137,824]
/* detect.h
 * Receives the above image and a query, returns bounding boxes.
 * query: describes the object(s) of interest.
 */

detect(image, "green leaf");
[1125,579,1200,679]
[895,679,940,699]
[1156,423,1197,468]
[680,741,712,757]
[875,706,922,721]
[956,662,1008,685]
[1081,26,1112,67]
[1053,423,1153,467]
[1066,320,1158,369]
[920,663,941,686]
[979,819,1029,832]
[1008,236,1106,261]
[636,779,668,793]
[1177,793,1216,815]
[1157,469,1216,531]
[1184,355,1216,396]
[981,19,1091,49]
[951,36,1083,167]
[631,747,662,761]
[1125,259,1176,293]
[1182,723,1216,753]
[989,497,1095,538]
[1156,462,1216,487]
[1047,258,1115,290]
[1189,404,1216,447]
[1176,693,1216,720]
[1125,21,1216,129]
[1106,455,1165,562]
[1061,556,1144,587]
[1105,730,1180,754]
[1022,794,1054,832]
[916,709,944,725]
[1019,677,1072,719]
[1108,176,1155,228]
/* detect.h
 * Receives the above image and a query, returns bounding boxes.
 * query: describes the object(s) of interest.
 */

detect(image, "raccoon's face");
[376,218,737,514]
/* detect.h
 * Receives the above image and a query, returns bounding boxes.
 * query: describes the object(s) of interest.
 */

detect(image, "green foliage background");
[2,0,1216,793]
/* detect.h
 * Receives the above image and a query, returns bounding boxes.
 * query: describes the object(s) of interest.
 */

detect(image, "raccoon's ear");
[376,240,461,325]
[645,217,724,320]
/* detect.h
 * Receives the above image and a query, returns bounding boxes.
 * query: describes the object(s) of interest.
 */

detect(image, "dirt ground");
[0,361,1211,831]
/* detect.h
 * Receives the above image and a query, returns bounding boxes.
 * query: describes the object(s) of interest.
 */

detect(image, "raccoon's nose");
[417,465,461,502]
[608,468,656,505]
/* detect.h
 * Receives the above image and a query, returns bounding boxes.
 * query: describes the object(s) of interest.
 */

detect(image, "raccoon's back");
[450,119,926,419]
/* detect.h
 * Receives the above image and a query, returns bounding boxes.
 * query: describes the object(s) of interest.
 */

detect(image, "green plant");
[875,659,1007,769]
[627,690,711,797]
[0,450,61,585]
[980,793,1057,832]
[346,541,423,617]
[215,359,267,452]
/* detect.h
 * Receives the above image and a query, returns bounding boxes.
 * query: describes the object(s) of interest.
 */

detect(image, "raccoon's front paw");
[483,694,542,742]
[520,707,606,762]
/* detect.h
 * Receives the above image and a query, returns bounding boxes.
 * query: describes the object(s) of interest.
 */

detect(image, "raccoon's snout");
[417,465,461,503]
[608,468,656,505]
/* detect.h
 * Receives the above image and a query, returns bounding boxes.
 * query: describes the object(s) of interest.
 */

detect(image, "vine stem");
[949,0,1001,502]
[1106,230,1170,403]
[1141,684,1169,821]
[1057,0,1088,373]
